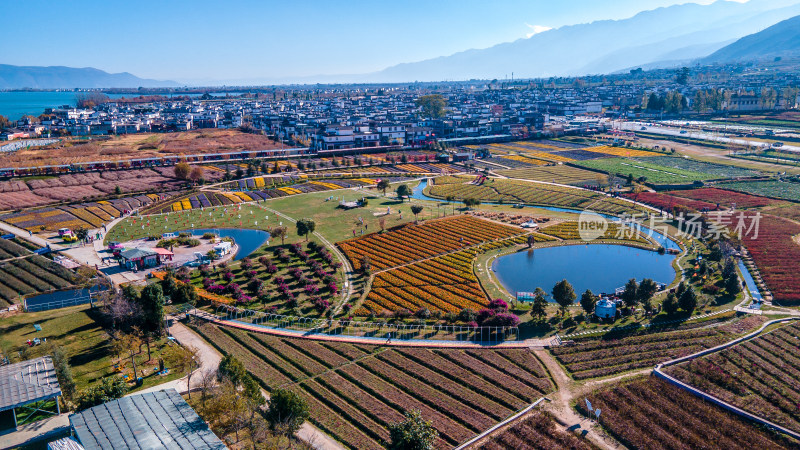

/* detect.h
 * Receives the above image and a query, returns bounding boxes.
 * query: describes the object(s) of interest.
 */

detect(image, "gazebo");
[0,356,62,431]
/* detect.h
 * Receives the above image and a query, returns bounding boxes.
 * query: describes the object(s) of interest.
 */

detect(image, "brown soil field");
[0,129,287,168]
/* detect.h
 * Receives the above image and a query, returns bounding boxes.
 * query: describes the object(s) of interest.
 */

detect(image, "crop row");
[479,411,596,450]
[338,215,523,271]
[590,376,792,450]
[539,221,650,244]
[193,322,552,449]
[0,255,80,304]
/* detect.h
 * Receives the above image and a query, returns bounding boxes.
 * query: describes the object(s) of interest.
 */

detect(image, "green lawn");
[0,305,182,394]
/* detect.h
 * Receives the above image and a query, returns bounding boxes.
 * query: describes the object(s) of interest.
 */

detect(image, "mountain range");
[2,0,800,88]
[0,65,178,90]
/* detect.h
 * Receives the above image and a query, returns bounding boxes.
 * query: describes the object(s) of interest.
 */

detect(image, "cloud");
[525,23,553,38]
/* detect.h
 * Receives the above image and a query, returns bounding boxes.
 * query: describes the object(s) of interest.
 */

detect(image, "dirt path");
[533,349,627,450]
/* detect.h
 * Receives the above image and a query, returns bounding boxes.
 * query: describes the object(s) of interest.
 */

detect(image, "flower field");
[0,194,163,232]
[550,327,731,379]
[582,146,661,158]
[738,213,800,304]
[665,187,782,208]
[587,376,794,450]
[477,411,597,450]
[623,191,718,213]
[337,215,524,272]
[577,158,718,184]
[426,177,645,215]
[146,178,381,214]
[496,165,611,186]
[715,180,800,203]
[191,322,554,449]
[0,254,82,307]
[539,221,651,245]
[664,321,800,433]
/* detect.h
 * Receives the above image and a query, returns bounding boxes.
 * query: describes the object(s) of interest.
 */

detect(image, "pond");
[492,244,677,301]
[411,179,680,251]
[186,228,270,261]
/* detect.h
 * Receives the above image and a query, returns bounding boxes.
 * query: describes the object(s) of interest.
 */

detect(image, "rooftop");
[0,356,62,412]
[69,389,226,450]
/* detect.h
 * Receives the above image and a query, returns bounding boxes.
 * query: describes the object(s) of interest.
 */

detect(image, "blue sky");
[0,0,740,83]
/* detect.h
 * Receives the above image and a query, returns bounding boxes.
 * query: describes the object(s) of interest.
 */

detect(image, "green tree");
[580,289,597,316]
[725,273,741,296]
[218,354,248,385]
[296,218,316,241]
[377,179,390,196]
[662,292,679,315]
[265,389,310,436]
[396,184,412,201]
[530,287,549,322]
[172,282,197,306]
[163,344,200,398]
[676,67,690,85]
[139,284,165,335]
[51,346,76,401]
[415,94,447,119]
[621,278,639,308]
[271,226,287,245]
[552,279,576,315]
[389,409,439,450]
[679,287,698,312]
[411,205,423,222]
[637,278,658,305]
[75,377,129,411]
[74,227,89,243]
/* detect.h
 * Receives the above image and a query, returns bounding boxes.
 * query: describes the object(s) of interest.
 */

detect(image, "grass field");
[495,165,610,186]
[0,305,183,393]
[577,158,719,184]
[715,180,800,202]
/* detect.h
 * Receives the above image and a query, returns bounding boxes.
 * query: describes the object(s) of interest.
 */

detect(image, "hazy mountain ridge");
[703,14,800,63]
[0,65,178,89]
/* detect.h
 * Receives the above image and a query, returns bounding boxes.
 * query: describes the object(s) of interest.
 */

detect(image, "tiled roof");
[0,356,62,412]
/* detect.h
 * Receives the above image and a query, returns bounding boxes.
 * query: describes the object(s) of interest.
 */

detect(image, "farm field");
[539,221,651,245]
[715,180,800,202]
[624,191,718,213]
[191,322,554,450]
[0,129,288,168]
[550,327,732,379]
[337,215,524,272]
[145,177,382,214]
[577,158,719,184]
[0,253,85,307]
[737,212,800,304]
[475,411,598,450]
[587,376,795,450]
[642,156,759,179]
[426,177,646,215]
[496,165,610,186]
[664,321,800,433]
[0,193,164,232]
[665,187,782,208]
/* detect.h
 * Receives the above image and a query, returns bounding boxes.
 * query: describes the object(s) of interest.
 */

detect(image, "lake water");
[492,244,677,300]
[0,91,241,120]
[187,228,269,260]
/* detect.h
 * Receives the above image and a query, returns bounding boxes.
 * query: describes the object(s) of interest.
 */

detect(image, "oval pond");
[186,228,269,261]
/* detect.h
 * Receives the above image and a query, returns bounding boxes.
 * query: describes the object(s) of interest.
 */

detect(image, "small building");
[118,248,159,270]
[595,298,617,319]
[68,389,226,450]
[213,241,232,256]
[151,247,174,264]
[0,356,62,431]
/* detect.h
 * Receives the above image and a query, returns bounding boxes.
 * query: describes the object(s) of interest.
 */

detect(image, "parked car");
[108,242,123,250]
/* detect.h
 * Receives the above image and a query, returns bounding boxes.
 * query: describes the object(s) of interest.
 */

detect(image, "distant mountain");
[0,65,178,89]
[366,0,800,82]
[703,14,800,63]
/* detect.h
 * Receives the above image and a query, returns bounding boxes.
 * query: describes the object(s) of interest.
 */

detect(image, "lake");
[492,244,677,300]
[0,91,242,120]
[187,228,269,261]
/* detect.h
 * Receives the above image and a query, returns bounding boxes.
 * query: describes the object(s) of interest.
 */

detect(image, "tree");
[163,344,199,398]
[676,67,690,85]
[173,282,197,306]
[112,329,143,380]
[270,226,287,245]
[174,162,191,180]
[377,179,390,196]
[51,346,76,401]
[265,389,310,436]
[580,290,597,316]
[679,287,698,312]
[74,227,89,243]
[0,115,11,129]
[218,354,248,385]
[411,205,423,222]
[396,184,412,201]
[530,288,548,322]
[637,278,658,305]
[139,284,165,335]
[389,409,439,450]
[296,218,316,241]
[725,273,741,295]
[663,292,679,315]
[551,279,576,315]
[189,166,204,184]
[621,278,639,308]
[416,94,447,119]
[75,377,128,411]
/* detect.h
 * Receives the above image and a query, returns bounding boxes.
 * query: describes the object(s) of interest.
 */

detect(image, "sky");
[0,0,752,84]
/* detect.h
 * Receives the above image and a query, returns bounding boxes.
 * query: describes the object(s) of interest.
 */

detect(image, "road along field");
[191,321,554,450]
